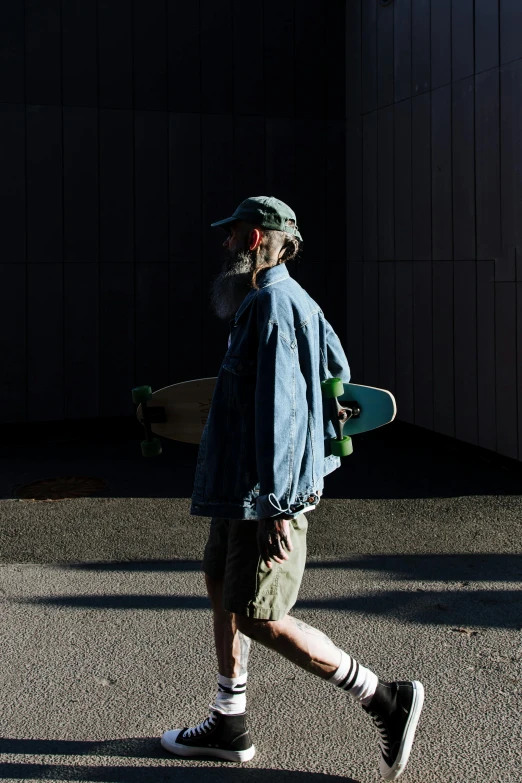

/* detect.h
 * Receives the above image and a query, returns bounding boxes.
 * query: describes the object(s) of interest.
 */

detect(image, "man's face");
[210,222,256,321]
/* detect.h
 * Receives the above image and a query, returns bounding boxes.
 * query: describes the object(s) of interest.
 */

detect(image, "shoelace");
[368,711,391,755]
[182,708,218,739]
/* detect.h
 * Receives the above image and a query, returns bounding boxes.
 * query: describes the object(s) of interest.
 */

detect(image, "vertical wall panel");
[62,0,97,107]
[346,116,363,261]
[361,0,378,113]
[167,2,201,113]
[99,109,134,262]
[518,283,522,460]
[135,111,169,262]
[133,0,168,110]
[0,265,26,422]
[169,113,202,261]
[263,0,295,117]
[452,77,475,260]
[501,60,522,253]
[27,264,64,422]
[431,85,453,260]
[233,116,266,202]
[378,107,394,260]
[412,0,431,95]
[326,121,347,265]
[200,0,233,115]
[170,261,202,383]
[233,0,263,116]
[475,0,499,74]
[99,264,134,417]
[26,105,63,263]
[265,118,296,207]
[346,0,362,119]
[500,0,522,65]
[413,262,433,429]
[25,0,61,105]
[432,262,455,436]
[295,3,325,118]
[394,99,412,260]
[135,264,170,391]
[476,262,496,451]
[377,0,394,108]
[63,107,98,262]
[98,0,133,109]
[394,0,411,102]
[64,264,99,419]
[326,0,346,120]
[475,70,502,260]
[346,262,364,380]
[0,105,26,262]
[362,112,378,261]
[454,262,478,444]
[378,262,396,393]
[411,93,431,260]
[495,283,518,458]
[431,0,451,90]
[0,3,24,103]
[451,0,474,82]
[395,262,414,423]
[363,261,379,386]
[201,115,234,375]
[325,263,348,346]
[295,119,326,306]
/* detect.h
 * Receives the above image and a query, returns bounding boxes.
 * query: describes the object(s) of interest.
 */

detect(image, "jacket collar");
[256,263,290,289]
[234,264,289,322]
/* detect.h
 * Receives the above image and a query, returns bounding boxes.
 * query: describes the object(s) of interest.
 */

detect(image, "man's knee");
[235,613,287,641]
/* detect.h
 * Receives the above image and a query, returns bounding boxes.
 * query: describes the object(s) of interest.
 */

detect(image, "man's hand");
[257,517,294,569]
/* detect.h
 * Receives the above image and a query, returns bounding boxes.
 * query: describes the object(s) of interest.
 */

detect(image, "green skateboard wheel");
[132,385,153,404]
[321,378,344,399]
[141,438,162,457]
[330,435,353,457]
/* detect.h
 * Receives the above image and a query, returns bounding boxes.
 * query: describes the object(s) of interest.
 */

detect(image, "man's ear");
[249,229,262,251]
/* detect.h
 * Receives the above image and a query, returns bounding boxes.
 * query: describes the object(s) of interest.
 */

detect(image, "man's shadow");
[0,738,359,781]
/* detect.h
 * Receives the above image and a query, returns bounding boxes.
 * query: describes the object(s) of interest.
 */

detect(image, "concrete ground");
[0,420,520,782]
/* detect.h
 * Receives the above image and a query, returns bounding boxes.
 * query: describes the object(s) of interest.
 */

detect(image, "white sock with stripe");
[329,650,378,706]
[213,673,248,715]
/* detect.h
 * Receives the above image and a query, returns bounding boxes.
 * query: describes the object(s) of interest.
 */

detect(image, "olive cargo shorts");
[202,514,308,621]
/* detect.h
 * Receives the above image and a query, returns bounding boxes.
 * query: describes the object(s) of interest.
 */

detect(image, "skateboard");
[132,377,396,457]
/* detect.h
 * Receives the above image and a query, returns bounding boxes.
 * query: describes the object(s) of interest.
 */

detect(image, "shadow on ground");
[62,554,522,581]
[0,738,356,782]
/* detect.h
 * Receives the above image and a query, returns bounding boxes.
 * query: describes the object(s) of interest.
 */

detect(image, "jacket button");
[237,363,243,372]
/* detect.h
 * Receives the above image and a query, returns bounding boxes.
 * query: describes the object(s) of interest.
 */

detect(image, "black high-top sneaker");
[161,709,255,762]
[363,680,424,781]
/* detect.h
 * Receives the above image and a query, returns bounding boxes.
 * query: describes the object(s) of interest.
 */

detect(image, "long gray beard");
[210,251,255,321]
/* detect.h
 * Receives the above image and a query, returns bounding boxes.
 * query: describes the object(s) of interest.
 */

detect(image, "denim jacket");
[191,263,351,520]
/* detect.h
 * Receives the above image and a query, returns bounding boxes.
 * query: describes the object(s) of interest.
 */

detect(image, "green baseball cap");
[211,196,303,241]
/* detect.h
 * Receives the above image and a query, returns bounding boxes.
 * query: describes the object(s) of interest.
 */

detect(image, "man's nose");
[222,237,229,249]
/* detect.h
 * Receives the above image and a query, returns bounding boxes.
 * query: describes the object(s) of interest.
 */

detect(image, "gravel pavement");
[0,422,520,783]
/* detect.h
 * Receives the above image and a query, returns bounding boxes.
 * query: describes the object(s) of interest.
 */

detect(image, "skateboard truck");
[321,378,359,457]
[131,385,165,457]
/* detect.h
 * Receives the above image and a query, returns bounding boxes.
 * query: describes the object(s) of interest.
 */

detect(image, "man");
[161,197,424,780]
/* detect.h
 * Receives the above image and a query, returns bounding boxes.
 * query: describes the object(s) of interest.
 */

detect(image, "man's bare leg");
[205,574,251,678]
[235,613,343,679]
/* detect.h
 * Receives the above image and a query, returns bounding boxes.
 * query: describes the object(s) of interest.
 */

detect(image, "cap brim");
[210,216,238,228]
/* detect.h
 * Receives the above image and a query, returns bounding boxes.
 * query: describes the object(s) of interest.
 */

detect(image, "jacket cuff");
[256,492,296,520]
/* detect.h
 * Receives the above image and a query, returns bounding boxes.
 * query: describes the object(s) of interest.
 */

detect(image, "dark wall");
[346,0,522,461]
[0,0,346,423]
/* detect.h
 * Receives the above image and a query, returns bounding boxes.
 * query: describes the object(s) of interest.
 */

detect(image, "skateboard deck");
[134,377,396,451]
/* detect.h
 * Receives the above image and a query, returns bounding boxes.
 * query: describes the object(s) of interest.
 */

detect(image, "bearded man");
[161,197,424,780]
